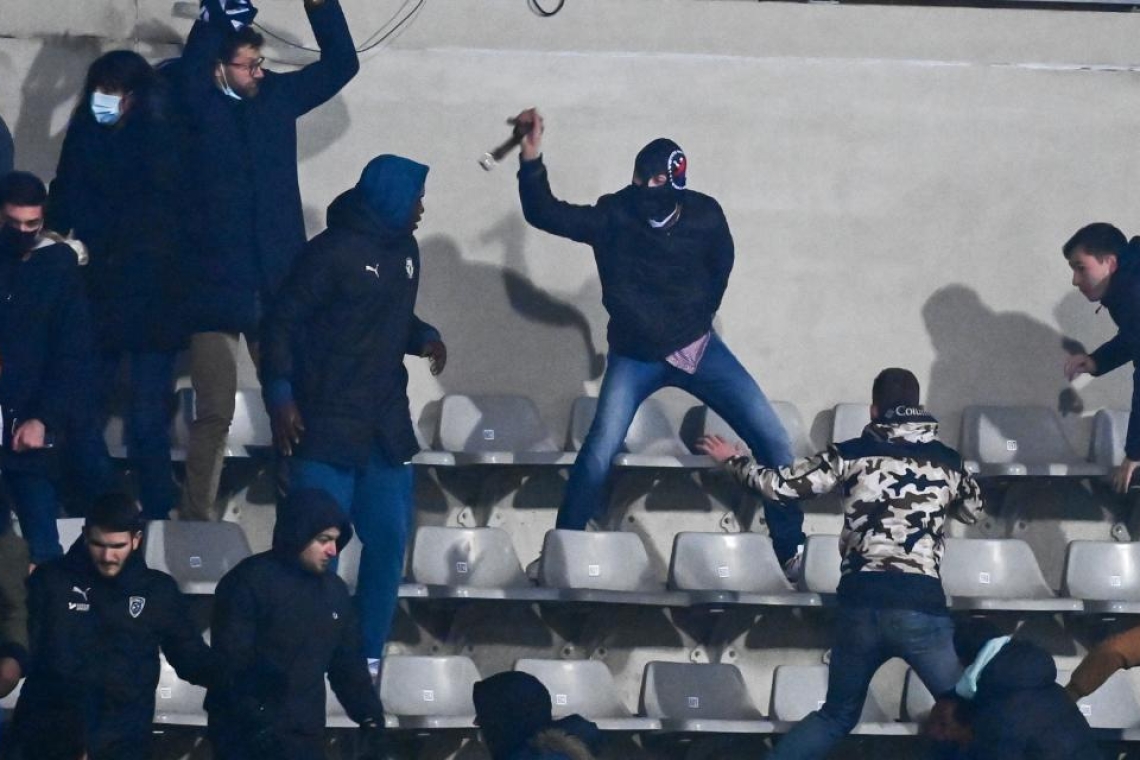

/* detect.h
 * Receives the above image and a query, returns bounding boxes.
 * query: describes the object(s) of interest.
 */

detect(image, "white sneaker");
[783,545,805,584]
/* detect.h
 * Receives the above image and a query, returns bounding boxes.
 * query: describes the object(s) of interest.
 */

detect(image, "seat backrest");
[378,656,481,717]
[668,532,793,593]
[539,530,658,592]
[57,517,86,552]
[940,538,1055,599]
[336,533,363,594]
[153,654,207,724]
[439,394,558,453]
[959,405,1079,466]
[696,403,813,459]
[902,668,935,723]
[516,659,633,719]
[771,665,893,722]
[640,661,764,720]
[1075,670,1140,729]
[569,396,688,456]
[801,534,841,594]
[226,388,273,454]
[1090,408,1130,469]
[830,403,870,444]
[1062,541,1140,601]
[143,520,252,594]
[411,526,528,588]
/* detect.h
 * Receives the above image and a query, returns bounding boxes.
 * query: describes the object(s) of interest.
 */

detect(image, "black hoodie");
[260,161,440,469]
[206,489,382,741]
[967,639,1101,760]
[1090,237,1140,460]
[12,534,215,759]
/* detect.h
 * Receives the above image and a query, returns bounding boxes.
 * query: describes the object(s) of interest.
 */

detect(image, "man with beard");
[0,171,92,566]
[512,109,805,576]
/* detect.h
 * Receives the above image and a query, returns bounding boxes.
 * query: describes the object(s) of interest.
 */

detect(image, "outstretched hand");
[1064,352,1097,382]
[695,434,744,464]
[422,340,448,376]
[512,108,544,161]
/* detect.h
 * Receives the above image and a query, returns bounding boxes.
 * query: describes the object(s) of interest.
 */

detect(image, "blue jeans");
[559,332,805,564]
[7,470,61,564]
[69,350,177,520]
[291,450,415,660]
[770,607,961,760]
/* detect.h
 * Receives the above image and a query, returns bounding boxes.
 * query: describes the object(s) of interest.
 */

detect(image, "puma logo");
[364,264,381,279]
[72,586,91,602]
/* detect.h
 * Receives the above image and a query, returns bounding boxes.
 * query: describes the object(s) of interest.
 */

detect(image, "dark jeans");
[70,350,177,520]
[560,332,805,563]
[770,606,961,760]
[7,470,60,564]
[292,448,415,660]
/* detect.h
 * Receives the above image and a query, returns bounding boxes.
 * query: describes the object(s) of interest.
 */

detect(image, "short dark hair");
[0,171,47,208]
[1063,222,1127,262]
[220,25,264,64]
[85,493,144,534]
[83,50,155,101]
[872,368,920,410]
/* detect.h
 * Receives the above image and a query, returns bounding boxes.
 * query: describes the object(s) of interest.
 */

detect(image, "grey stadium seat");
[222,388,274,456]
[667,532,821,607]
[570,396,706,468]
[410,526,556,601]
[959,405,1106,478]
[537,529,687,606]
[640,661,775,733]
[437,393,573,466]
[143,520,252,595]
[515,658,660,731]
[800,534,842,598]
[1063,540,1140,614]
[1090,408,1130,469]
[690,402,814,460]
[335,532,425,599]
[1074,670,1140,738]
[941,538,1081,612]
[770,664,912,735]
[153,652,207,726]
[830,403,870,444]
[378,655,480,729]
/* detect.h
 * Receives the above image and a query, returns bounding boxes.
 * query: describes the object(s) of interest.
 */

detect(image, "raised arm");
[698,435,841,503]
[276,0,360,118]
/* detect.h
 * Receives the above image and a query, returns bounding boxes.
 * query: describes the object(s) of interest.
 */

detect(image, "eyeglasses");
[226,56,265,74]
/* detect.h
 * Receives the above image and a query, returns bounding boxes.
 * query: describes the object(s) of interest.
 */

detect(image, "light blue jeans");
[559,332,805,564]
[770,607,961,760]
[291,450,414,660]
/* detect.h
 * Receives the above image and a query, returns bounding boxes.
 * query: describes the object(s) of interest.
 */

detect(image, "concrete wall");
[2,0,1138,449]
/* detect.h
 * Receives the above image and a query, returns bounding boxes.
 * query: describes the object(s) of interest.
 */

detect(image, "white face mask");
[218,67,243,101]
[90,91,123,125]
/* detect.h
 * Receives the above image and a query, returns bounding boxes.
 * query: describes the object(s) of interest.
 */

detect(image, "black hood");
[1104,236,1140,309]
[271,488,353,559]
[975,639,1057,699]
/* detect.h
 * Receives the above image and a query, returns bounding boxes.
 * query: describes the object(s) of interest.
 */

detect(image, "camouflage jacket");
[725,414,984,582]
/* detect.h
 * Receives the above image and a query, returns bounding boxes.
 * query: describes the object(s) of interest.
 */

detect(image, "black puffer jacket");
[260,160,439,468]
[518,155,734,361]
[206,491,382,741]
[1089,238,1140,459]
[968,640,1101,760]
[12,536,215,759]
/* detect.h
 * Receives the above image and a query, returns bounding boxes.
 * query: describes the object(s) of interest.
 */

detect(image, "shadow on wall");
[922,284,1080,438]
[14,35,102,180]
[416,215,606,435]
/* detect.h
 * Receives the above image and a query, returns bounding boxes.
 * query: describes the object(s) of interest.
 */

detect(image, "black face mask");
[0,225,38,257]
[632,183,680,223]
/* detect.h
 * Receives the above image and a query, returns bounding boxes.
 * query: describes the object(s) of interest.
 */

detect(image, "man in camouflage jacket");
[699,367,984,760]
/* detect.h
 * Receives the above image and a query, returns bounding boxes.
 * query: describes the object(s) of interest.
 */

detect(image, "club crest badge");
[405,257,415,280]
[129,596,146,618]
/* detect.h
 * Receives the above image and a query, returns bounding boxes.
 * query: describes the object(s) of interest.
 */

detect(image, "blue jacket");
[517,156,734,361]
[0,239,93,473]
[174,0,358,336]
[1089,238,1140,460]
[47,105,185,352]
[261,158,439,468]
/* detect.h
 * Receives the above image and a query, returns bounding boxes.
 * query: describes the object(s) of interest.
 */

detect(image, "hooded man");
[473,671,603,760]
[260,154,445,677]
[699,368,985,760]
[943,619,1101,760]
[1062,223,1140,492]
[206,488,388,759]
[513,108,805,576]
[10,493,217,760]
[0,171,94,566]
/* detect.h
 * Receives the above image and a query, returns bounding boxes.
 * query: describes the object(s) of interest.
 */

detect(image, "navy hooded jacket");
[1089,238,1140,460]
[517,155,734,361]
[260,156,439,468]
[12,534,216,759]
[174,0,359,336]
[206,489,382,740]
[966,639,1100,760]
